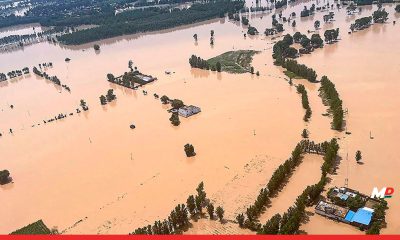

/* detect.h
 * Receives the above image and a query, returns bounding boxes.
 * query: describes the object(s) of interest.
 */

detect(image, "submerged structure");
[315,187,381,229]
[178,105,201,118]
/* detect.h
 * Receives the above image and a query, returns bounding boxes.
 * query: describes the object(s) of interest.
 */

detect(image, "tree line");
[319,76,344,130]
[282,59,318,83]
[296,84,312,122]
[258,138,339,234]
[237,142,305,230]
[33,67,71,92]
[58,1,245,45]
[131,182,225,234]
[189,55,222,72]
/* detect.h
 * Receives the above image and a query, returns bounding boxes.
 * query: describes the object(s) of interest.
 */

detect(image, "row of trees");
[258,177,325,234]
[33,67,71,92]
[58,1,245,45]
[283,59,318,83]
[319,76,344,130]
[189,55,222,72]
[238,142,306,230]
[132,182,225,234]
[99,89,116,105]
[189,55,210,70]
[296,84,312,122]
[261,138,339,234]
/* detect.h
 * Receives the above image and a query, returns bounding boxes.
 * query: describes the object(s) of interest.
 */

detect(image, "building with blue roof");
[345,207,373,227]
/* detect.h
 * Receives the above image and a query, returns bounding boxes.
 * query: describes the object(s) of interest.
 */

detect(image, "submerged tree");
[372,8,389,23]
[184,144,196,157]
[193,33,198,41]
[314,20,320,30]
[80,99,89,111]
[207,203,215,219]
[171,99,184,109]
[160,95,170,104]
[302,129,309,138]
[99,95,107,105]
[216,206,224,222]
[169,112,180,126]
[107,73,115,82]
[93,44,100,51]
[355,150,362,163]
[106,89,116,102]
[236,213,245,227]
[0,169,11,185]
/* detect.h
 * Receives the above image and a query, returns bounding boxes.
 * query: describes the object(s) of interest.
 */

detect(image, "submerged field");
[1,0,400,235]
[207,50,259,73]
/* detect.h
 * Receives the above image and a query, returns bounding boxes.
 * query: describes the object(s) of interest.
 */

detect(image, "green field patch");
[11,220,51,235]
[207,50,259,74]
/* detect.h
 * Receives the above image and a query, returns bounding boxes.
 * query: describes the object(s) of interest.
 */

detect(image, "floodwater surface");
[0,0,399,234]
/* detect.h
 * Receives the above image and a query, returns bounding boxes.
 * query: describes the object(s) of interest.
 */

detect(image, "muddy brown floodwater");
[0,0,399,234]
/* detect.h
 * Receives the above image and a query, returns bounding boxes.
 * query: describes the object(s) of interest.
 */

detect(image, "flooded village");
[1,0,400,236]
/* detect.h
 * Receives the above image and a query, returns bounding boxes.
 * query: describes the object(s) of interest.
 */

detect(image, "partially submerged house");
[315,187,381,229]
[178,105,201,118]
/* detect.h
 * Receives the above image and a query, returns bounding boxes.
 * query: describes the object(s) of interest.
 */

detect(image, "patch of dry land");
[1,0,399,235]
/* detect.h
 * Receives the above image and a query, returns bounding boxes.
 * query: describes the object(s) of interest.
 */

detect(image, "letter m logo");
[371,187,387,199]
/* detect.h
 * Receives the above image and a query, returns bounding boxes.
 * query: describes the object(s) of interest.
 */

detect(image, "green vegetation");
[247,26,259,36]
[184,144,196,157]
[100,95,107,105]
[94,44,100,51]
[58,1,245,45]
[319,76,344,130]
[240,142,308,230]
[258,139,339,234]
[80,99,89,111]
[311,34,324,48]
[241,16,249,25]
[216,206,225,222]
[324,28,339,43]
[160,95,170,104]
[367,200,388,234]
[283,60,317,83]
[356,150,362,163]
[169,112,180,126]
[396,5,400,13]
[372,9,389,23]
[207,203,215,219]
[350,17,372,31]
[11,220,51,235]
[0,169,11,185]
[132,182,207,234]
[106,89,117,102]
[296,84,312,121]
[301,129,309,138]
[171,99,184,109]
[205,50,260,73]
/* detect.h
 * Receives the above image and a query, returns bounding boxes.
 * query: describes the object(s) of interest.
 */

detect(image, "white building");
[178,105,201,118]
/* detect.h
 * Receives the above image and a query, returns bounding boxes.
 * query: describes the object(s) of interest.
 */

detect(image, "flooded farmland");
[1,0,399,235]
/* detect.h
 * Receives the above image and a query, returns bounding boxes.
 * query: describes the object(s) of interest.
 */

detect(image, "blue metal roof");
[350,208,373,226]
[344,210,355,222]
